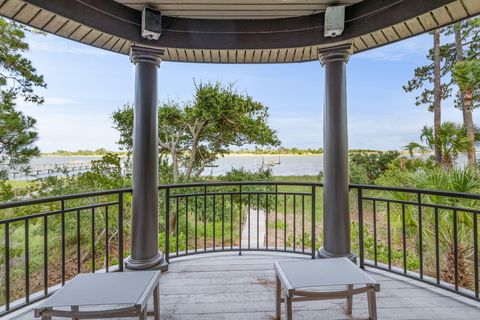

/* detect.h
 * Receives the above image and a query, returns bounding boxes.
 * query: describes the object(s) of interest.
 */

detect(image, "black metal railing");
[0,189,130,316]
[0,181,479,317]
[161,182,318,261]
[354,184,480,301]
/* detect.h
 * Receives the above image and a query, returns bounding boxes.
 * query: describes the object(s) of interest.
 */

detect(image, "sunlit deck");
[8,252,480,320]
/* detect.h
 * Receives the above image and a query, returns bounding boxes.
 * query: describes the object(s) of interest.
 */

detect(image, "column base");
[318,247,357,263]
[124,251,168,271]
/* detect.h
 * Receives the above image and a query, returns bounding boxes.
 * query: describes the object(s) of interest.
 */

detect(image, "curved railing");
[162,181,319,261]
[0,181,479,316]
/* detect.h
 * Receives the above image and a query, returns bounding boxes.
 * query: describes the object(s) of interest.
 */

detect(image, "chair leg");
[139,307,147,320]
[276,275,281,320]
[154,284,160,320]
[367,288,377,320]
[41,307,52,320]
[286,295,293,320]
[71,305,79,320]
[346,284,353,315]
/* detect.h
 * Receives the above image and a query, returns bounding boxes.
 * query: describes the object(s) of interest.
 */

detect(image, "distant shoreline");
[224,153,321,157]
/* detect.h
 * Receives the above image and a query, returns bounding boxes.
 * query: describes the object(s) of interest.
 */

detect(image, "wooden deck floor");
[9,252,480,319]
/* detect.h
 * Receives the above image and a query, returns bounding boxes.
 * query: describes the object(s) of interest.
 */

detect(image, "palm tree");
[403,141,427,158]
[452,60,480,168]
[405,122,474,169]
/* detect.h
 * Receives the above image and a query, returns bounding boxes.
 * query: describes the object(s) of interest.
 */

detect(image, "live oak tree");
[0,18,45,192]
[112,82,280,182]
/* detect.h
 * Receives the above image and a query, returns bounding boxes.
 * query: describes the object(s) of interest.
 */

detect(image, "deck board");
[7,253,480,319]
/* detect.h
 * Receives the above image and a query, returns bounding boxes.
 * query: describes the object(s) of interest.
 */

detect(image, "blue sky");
[16,30,479,152]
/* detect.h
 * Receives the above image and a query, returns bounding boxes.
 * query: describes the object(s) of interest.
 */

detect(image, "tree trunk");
[464,95,477,168]
[185,128,202,179]
[454,23,476,168]
[171,149,179,183]
[454,23,467,122]
[433,29,443,165]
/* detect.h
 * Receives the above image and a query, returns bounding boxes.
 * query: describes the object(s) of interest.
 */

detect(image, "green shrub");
[349,151,399,184]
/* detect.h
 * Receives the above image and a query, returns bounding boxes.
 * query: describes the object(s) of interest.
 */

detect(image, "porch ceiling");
[113,0,365,20]
[0,0,479,63]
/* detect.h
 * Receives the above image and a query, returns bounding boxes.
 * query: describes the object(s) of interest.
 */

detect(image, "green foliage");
[349,151,400,184]
[0,18,45,103]
[349,161,369,184]
[112,82,280,181]
[0,19,46,182]
[218,167,272,182]
[405,122,478,168]
[453,60,480,95]
[0,92,39,177]
[403,18,480,110]
[443,18,480,110]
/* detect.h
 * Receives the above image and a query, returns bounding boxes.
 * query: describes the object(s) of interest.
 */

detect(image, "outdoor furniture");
[274,258,379,320]
[34,271,161,320]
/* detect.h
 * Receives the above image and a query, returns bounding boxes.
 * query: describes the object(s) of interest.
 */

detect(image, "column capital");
[130,44,164,66]
[318,43,352,66]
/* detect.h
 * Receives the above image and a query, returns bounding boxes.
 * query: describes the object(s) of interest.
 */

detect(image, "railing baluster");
[453,209,459,291]
[417,193,423,279]
[293,194,296,252]
[387,202,391,270]
[284,193,287,251]
[105,205,109,272]
[118,192,124,271]
[176,197,179,256]
[61,199,66,285]
[275,185,278,251]
[402,203,407,274]
[213,194,216,251]
[230,193,233,249]
[248,193,251,249]
[77,210,81,273]
[43,215,48,295]
[222,194,225,251]
[434,207,440,285]
[91,207,95,273]
[204,186,207,252]
[266,194,269,250]
[357,188,364,269]
[239,185,242,255]
[256,193,259,250]
[5,222,10,310]
[311,186,316,259]
[24,220,29,303]
[165,188,170,263]
[473,213,478,299]
[186,195,189,254]
[302,195,305,253]
[195,194,198,253]
[373,200,377,266]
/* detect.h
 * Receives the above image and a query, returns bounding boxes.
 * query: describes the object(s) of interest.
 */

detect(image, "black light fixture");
[324,6,345,38]
[141,7,162,40]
